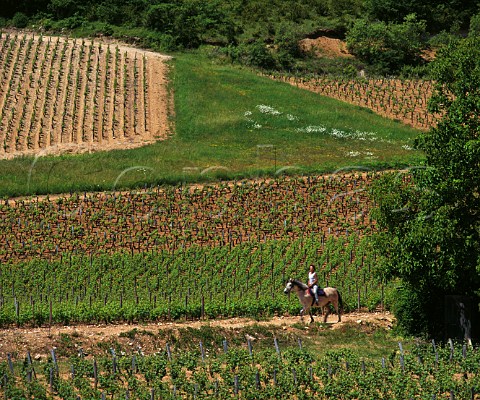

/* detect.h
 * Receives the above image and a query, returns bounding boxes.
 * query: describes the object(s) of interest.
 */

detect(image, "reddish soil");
[300,36,352,58]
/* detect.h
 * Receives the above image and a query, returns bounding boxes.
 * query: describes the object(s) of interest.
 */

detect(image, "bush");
[99,23,114,37]
[428,30,461,48]
[56,14,88,30]
[469,13,480,37]
[390,284,429,336]
[346,13,427,73]
[230,41,277,70]
[11,12,29,28]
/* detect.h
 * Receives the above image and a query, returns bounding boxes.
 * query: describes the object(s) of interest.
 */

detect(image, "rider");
[308,264,319,305]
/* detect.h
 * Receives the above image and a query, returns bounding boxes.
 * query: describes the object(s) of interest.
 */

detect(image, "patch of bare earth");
[0,312,394,359]
[300,36,352,58]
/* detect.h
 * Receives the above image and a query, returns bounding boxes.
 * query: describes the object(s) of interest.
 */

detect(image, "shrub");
[469,13,480,37]
[11,12,29,28]
[346,13,427,73]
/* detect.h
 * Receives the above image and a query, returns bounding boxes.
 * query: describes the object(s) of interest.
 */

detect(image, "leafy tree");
[365,0,479,32]
[144,0,231,49]
[346,14,426,74]
[11,12,29,28]
[470,13,480,37]
[370,36,480,337]
[48,0,79,19]
[274,22,303,69]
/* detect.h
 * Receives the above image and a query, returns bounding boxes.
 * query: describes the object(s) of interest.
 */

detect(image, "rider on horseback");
[308,264,319,305]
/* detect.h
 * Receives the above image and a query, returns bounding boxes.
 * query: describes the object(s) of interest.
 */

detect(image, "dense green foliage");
[1,338,480,398]
[371,36,480,337]
[346,14,427,74]
[1,0,479,74]
[364,0,479,32]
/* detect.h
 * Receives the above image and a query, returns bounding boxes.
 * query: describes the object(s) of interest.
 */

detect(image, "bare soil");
[0,312,394,359]
[300,36,352,58]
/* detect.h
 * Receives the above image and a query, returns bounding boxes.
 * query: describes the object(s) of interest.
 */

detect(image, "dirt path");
[0,312,394,359]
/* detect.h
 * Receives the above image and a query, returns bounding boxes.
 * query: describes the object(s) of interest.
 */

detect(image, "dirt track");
[0,312,394,359]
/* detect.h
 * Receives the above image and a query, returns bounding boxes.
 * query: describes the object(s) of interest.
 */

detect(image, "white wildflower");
[296,125,327,133]
[256,104,282,115]
[286,114,298,121]
[347,151,361,157]
[331,128,348,138]
[402,144,413,150]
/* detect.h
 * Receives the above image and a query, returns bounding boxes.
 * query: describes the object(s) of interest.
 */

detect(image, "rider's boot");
[315,294,319,305]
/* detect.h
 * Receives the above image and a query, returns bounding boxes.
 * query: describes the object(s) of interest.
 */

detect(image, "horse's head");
[284,278,294,294]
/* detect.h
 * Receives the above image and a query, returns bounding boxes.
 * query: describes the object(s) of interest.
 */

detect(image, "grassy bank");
[0,52,423,197]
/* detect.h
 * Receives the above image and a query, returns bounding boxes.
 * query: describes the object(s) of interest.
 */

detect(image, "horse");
[283,278,343,323]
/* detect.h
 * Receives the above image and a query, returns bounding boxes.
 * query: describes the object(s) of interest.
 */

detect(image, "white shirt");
[308,271,317,285]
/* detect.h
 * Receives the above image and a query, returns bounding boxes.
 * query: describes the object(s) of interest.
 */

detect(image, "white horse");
[284,278,343,323]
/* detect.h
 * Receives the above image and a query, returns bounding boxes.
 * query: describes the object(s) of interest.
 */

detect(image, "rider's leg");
[313,285,319,304]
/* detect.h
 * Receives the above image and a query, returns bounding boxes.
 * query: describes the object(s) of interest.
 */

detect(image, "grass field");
[0,52,423,198]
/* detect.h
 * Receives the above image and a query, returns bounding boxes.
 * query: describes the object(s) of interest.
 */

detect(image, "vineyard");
[271,74,440,131]
[0,32,171,159]
[1,335,479,399]
[0,173,386,327]
[0,174,374,263]
[0,28,460,399]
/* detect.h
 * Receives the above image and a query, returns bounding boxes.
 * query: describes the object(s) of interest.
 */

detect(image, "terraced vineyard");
[0,32,171,159]
[0,174,374,263]
[272,74,440,131]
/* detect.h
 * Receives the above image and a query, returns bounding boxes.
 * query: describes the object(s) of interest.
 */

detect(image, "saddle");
[307,287,326,298]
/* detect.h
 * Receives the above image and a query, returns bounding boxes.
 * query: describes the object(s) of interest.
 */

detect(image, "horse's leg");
[300,307,305,322]
[323,303,330,323]
[335,299,341,322]
[309,307,314,324]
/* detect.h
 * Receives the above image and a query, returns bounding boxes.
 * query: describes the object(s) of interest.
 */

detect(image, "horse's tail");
[337,290,344,313]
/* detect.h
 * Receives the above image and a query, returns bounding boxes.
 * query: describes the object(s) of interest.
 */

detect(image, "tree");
[11,12,29,28]
[370,36,480,337]
[470,13,480,37]
[365,0,479,33]
[346,14,426,74]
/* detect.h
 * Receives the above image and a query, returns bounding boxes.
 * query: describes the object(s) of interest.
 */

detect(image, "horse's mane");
[292,279,308,290]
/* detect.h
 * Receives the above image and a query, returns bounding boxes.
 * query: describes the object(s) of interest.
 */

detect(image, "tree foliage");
[371,36,480,337]
[365,0,479,32]
[346,14,427,73]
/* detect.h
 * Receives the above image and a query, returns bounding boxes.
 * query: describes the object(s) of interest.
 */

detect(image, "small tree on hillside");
[346,14,426,74]
[370,36,480,337]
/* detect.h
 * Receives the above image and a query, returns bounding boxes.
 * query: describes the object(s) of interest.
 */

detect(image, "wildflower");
[347,151,361,157]
[286,114,298,121]
[256,104,282,115]
[296,125,327,133]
